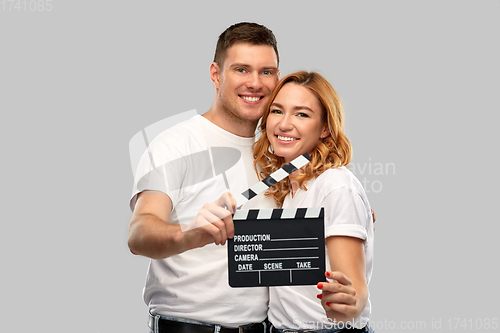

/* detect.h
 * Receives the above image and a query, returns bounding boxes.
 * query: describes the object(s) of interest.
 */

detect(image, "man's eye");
[262,70,272,75]
[236,68,246,73]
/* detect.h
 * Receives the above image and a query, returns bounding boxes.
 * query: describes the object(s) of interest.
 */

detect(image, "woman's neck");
[289,172,301,198]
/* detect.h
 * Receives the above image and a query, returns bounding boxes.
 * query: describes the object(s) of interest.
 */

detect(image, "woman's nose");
[278,114,293,131]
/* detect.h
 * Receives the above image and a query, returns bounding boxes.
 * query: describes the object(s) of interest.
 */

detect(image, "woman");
[253,71,375,332]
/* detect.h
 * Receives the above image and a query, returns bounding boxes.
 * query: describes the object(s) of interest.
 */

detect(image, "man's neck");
[202,107,258,138]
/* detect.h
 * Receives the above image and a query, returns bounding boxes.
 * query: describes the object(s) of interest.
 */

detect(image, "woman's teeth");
[278,135,298,142]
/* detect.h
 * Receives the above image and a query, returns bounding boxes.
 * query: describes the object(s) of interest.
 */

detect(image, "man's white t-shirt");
[130,115,275,327]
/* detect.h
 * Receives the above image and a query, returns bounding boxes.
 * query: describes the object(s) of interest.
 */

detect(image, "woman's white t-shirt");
[268,167,374,330]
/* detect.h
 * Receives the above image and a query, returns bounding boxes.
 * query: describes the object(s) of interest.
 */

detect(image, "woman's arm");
[318,235,368,323]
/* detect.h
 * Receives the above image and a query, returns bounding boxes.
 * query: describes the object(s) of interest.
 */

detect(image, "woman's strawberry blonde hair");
[253,71,352,207]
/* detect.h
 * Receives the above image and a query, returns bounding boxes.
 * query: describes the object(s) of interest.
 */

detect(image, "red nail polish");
[326,272,331,277]
[317,294,322,299]
[326,302,331,307]
[317,283,323,289]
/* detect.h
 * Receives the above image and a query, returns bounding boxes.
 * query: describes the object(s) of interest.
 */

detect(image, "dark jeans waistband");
[148,312,269,333]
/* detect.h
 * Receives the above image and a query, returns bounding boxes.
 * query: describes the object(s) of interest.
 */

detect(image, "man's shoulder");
[156,114,200,138]
[149,114,206,148]
[136,114,208,165]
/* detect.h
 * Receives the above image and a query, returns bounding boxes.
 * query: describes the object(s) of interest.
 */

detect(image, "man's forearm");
[128,213,187,259]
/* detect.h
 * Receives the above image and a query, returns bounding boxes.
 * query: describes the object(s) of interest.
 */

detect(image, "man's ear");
[277,69,281,81]
[210,62,221,89]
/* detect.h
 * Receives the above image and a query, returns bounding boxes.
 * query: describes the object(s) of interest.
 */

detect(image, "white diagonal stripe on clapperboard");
[233,153,312,209]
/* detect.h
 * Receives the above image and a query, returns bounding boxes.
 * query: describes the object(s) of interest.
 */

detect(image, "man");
[128,22,280,332]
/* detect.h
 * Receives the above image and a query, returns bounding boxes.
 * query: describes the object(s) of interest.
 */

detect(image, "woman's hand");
[317,271,358,323]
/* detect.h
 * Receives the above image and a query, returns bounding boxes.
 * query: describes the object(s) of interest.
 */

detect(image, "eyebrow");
[271,102,315,113]
[230,63,279,71]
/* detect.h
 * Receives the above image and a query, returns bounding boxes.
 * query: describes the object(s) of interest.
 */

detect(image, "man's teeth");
[278,135,297,142]
[241,96,260,102]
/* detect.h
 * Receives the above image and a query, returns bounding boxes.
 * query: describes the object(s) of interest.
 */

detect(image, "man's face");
[212,42,279,124]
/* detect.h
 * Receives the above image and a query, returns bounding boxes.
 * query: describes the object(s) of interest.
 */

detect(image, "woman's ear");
[321,125,330,139]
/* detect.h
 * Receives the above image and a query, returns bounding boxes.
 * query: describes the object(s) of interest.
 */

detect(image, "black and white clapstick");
[228,207,325,287]
[234,153,311,208]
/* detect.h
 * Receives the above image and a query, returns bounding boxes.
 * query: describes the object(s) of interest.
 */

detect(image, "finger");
[205,203,232,221]
[322,291,357,306]
[183,214,212,232]
[185,203,229,230]
[215,192,236,214]
[226,192,237,213]
[320,272,356,296]
[221,212,234,239]
[325,302,358,317]
[199,210,225,245]
[199,203,234,232]
[202,206,235,244]
[211,219,228,245]
[318,282,356,297]
[326,271,353,287]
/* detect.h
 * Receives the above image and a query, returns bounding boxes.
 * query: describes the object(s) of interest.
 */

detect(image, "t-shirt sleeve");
[129,136,186,212]
[321,185,370,241]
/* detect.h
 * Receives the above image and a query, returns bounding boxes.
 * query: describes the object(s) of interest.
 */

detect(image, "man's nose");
[245,72,263,90]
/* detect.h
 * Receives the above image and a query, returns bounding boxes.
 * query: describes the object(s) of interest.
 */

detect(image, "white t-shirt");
[268,167,374,330]
[130,115,275,327]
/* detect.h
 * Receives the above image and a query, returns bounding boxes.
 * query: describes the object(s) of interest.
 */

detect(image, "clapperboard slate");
[227,207,325,287]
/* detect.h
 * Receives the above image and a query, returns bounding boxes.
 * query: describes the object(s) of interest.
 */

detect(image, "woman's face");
[266,83,329,163]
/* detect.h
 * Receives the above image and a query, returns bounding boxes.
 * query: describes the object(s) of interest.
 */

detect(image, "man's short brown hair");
[213,22,279,69]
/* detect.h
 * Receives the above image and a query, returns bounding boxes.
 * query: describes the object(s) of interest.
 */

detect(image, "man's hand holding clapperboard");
[227,153,326,288]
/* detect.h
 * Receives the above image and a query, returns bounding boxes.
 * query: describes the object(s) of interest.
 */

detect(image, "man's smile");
[240,95,263,103]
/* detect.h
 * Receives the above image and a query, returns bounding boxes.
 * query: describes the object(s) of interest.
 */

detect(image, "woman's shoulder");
[307,166,367,197]
[314,166,356,188]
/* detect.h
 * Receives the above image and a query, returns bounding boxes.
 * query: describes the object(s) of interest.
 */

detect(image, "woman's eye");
[270,109,282,114]
[297,112,309,118]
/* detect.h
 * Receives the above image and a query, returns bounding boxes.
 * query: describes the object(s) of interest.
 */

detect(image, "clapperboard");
[228,153,326,287]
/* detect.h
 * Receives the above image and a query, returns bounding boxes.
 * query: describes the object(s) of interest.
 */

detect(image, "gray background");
[1,0,499,332]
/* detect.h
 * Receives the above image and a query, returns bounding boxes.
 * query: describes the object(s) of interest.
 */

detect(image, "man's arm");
[128,190,235,259]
